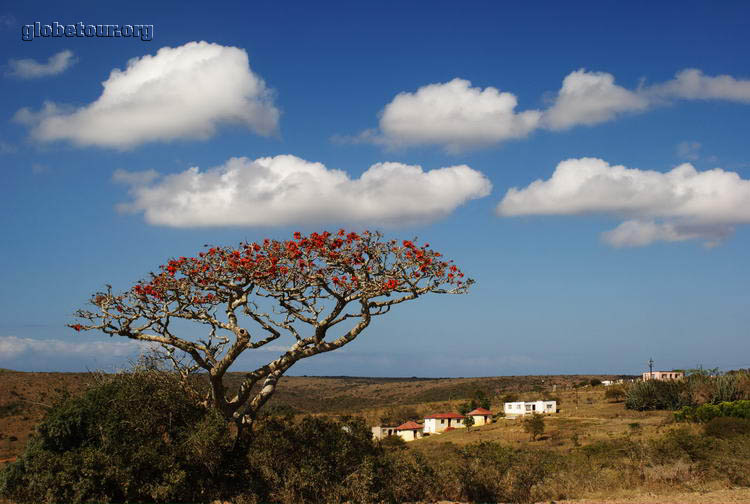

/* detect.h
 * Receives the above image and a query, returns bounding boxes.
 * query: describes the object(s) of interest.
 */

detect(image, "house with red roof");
[395,420,423,441]
[423,412,465,434]
[467,407,493,426]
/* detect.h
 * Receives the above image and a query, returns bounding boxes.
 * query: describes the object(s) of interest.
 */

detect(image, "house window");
[440,419,445,424]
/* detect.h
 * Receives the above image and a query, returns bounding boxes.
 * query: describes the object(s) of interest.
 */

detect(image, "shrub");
[604,386,626,402]
[522,413,545,441]
[0,367,234,504]
[625,379,692,411]
[704,417,750,438]
[675,400,750,423]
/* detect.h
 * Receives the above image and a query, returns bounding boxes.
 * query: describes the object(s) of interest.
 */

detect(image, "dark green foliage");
[522,413,545,440]
[378,405,420,426]
[589,379,602,387]
[627,372,750,412]
[625,379,692,411]
[675,400,750,423]
[246,415,381,503]
[463,414,475,429]
[0,368,234,504]
[459,389,492,416]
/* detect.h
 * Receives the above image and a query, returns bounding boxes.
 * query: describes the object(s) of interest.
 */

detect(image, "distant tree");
[604,386,626,402]
[463,414,475,431]
[590,378,602,387]
[474,389,491,410]
[459,401,472,416]
[70,230,473,437]
[522,413,545,441]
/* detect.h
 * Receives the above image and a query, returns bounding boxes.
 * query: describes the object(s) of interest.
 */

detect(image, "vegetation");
[675,400,750,423]
[3,368,750,503]
[625,371,750,411]
[604,385,626,402]
[522,413,545,441]
[70,230,473,435]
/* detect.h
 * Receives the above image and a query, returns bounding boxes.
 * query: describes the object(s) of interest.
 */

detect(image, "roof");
[424,412,464,419]
[467,408,493,415]
[395,421,422,431]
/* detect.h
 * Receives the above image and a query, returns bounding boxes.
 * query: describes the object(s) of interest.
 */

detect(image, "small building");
[395,421,423,441]
[503,400,557,418]
[467,407,493,426]
[423,412,466,433]
[371,425,398,440]
[643,371,684,381]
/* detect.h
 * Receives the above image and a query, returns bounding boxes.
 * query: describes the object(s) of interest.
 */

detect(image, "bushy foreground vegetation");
[2,369,750,504]
[625,371,750,411]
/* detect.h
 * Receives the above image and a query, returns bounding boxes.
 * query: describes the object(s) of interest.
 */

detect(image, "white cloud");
[0,335,149,361]
[601,220,732,248]
[496,157,750,247]
[371,78,542,152]
[115,154,492,227]
[7,50,77,78]
[14,41,279,149]
[351,69,750,151]
[649,68,750,103]
[541,69,649,130]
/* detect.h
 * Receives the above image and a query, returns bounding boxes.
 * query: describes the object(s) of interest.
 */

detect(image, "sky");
[1,1,749,377]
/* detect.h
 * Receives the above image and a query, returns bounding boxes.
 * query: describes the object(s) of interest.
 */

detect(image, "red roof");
[395,421,422,430]
[468,408,493,415]
[424,412,464,419]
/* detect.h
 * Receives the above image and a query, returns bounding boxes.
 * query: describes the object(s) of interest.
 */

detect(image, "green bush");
[675,400,750,423]
[522,413,545,440]
[0,368,235,504]
[625,379,692,411]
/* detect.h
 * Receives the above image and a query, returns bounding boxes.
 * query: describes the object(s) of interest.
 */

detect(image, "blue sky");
[1,1,749,376]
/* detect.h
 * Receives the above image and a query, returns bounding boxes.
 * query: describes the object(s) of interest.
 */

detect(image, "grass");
[2,370,749,502]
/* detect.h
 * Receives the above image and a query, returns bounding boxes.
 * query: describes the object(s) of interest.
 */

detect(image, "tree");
[71,230,472,435]
[522,413,545,441]
[604,386,626,402]
[463,414,475,431]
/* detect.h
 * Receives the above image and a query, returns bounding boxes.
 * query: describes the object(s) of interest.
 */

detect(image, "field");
[0,369,615,462]
[2,369,749,503]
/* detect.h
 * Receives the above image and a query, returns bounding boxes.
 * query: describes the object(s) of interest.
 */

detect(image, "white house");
[503,400,557,418]
[423,412,465,433]
[371,425,398,440]
[643,371,684,381]
[395,421,423,441]
[467,407,493,426]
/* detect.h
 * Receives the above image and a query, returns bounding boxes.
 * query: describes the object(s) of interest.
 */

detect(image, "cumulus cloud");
[7,50,77,78]
[0,335,150,361]
[649,68,750,103]
[14,41,279,149]
[351,69,750,150]
[366,78,542,152]
[496,157,750,247]
[115,154,492,227]
[541,69,649,130]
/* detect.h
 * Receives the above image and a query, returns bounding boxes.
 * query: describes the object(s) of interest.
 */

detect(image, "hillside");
[0,369,626,461]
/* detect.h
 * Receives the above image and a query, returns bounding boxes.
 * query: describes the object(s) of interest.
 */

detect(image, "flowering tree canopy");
[71,230,472,431]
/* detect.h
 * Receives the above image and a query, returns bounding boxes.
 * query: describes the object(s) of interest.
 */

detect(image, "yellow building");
[467,407,493,426]
[394,421,423,441]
